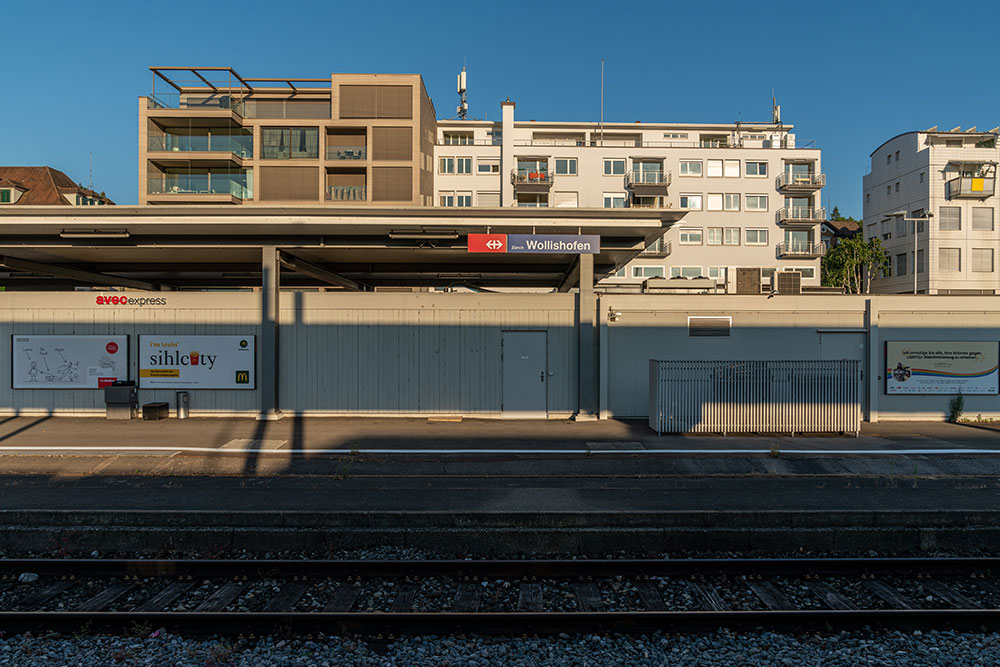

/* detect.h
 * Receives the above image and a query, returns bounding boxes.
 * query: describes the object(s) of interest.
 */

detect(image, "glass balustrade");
[326,146,367,160]
[148,173,252,199]
[325,185,366,201]
[148,134,253,157]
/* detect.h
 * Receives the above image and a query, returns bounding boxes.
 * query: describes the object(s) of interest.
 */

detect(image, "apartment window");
[707,266,726,280]
[477,158,500,174]
[745,161,767,177]
[972,207,995,231]
[707,193,724,211]
[919,172,925,183]
[663,132,688,139]
[972,248,994,273]
[724,159,740,178]
[261,127,319,159]
[439,192,455,207]
[724,228,740,245]
[707,159,723,177]
[887,154,892,165]
[707,227,723,245]
[0,189,9,203]
[439,157,455,174]
[761,267,776,279]
[791,267,816,279]
[895,150,900,162]
[555,158,577,175]
[633,265,665,278]
[724,193,740,211]
[917,249,925,273]
[865,193,870,204]
[939,248,961,272]
[603,159,626,175]
[443,131,473,145]
[456,191,472,207]
[456,157,472,174]
[886,185,891,195]
[679,194,702,210]
[745,194,768,210]
[939,206,961,231]
[746,229,768,245]
[516,193,548,207]
[895,218,908,237]
[670,266,703,278]
[679,228,703,245]
[603,192,626,208]
[613,268,626,278]
[477,191,500,207]
[679,160,702,176]
[895,253,907,276]
[894,182,900,192]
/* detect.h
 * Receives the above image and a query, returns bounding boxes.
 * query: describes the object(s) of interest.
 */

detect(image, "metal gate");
[648,360,861,435]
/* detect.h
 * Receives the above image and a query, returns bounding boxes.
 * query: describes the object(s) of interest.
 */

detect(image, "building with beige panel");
[863,127,999,294]
[139,67,435,206]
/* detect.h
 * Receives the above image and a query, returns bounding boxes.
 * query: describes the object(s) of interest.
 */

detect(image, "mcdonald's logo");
[235,370,250,384]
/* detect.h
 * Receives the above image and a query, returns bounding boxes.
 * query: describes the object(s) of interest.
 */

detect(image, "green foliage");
[830,206,858,222]
[948,391,965,423]
[821,236,890,293]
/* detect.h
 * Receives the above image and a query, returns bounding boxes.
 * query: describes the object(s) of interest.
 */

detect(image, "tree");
[822,236,889,294]
[830,206,858,222]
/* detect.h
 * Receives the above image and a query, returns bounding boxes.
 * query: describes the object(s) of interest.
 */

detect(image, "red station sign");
[468,234,508,253]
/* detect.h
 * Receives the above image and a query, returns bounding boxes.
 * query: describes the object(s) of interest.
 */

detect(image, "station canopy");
[0,207,684,291]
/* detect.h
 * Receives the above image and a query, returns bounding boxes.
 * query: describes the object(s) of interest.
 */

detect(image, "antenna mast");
[600,59,604,146]
[456,66,468,120]
[89,152,93,191]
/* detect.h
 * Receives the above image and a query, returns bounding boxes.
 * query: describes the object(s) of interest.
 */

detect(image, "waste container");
[104,380,137,420]
[176,391,189,419]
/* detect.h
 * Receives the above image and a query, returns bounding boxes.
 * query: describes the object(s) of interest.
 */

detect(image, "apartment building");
[0,167,114,206]
[139,67,435,206]
[863,128,999,294]
[435,101,825,288]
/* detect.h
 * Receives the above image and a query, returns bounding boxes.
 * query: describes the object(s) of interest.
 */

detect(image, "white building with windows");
[434,100,825,289]
[863,127,999,294]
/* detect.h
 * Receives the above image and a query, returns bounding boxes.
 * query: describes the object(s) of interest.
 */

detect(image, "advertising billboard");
[886,341,999,395]
[138,335,255,389]
[12,335,128,389]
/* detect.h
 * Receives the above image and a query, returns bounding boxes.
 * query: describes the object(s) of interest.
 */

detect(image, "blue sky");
[2,0,997,216]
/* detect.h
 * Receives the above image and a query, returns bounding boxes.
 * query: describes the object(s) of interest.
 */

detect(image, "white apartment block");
[435,101,825,289]
[863,128,999,294]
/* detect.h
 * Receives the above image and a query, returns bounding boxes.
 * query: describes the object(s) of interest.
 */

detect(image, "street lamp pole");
[887,210,933,294]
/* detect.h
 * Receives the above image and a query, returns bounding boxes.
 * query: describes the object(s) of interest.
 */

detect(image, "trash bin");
[176,391,189,419]
[104,380,137,420]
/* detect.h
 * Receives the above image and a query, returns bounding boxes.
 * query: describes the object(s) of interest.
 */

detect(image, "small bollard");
[176,391,190,419]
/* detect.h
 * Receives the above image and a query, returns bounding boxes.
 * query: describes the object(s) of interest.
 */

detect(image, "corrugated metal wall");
[278,292,578,416]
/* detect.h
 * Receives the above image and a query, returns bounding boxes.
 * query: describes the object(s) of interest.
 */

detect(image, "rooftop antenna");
[89,152,93,191]
[771,90,781,125]
[456,64,468,120]
[600,58,605,146]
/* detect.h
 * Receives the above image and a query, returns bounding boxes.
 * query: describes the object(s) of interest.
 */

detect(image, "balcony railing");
[777,242,826,258]
[147,93,238,111]
[948,176,995,199]
[148,135,252,158]
[147,174,250,199]
[641,239,672,256]
[627,170,671,190]
[775,172,825,191]
[325,185,366,202]
[511,170,554,185]
[776,206,826,224]
[326,146,367,160]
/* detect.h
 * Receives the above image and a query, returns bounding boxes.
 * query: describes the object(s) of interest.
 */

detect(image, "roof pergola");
[149,66,331,97]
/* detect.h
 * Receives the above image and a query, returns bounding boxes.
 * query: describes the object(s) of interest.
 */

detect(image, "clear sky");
[2,0,997,216]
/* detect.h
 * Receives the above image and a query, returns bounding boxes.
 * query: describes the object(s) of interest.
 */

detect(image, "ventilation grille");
[735,267,761,294]
[774,271,802,295]
[688,316,732,337]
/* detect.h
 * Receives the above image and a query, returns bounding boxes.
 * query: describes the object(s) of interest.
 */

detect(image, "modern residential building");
[863,127,999,294]
[0,167,114,206]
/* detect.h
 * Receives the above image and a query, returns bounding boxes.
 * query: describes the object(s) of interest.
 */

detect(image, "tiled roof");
[825,219,860,235]
[0,167,115,205]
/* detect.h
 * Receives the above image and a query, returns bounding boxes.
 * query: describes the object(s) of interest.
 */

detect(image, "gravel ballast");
[1,629,999,666]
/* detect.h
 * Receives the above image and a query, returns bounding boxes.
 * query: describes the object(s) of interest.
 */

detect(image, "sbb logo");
[106,342,119,354]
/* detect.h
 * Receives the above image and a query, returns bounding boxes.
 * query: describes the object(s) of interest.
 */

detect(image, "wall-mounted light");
[59,229,130,239]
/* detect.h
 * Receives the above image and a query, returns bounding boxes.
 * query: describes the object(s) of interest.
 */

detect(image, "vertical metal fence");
[649,360,861,435]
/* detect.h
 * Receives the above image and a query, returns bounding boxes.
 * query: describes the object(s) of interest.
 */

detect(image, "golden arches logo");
[235,370,250,384]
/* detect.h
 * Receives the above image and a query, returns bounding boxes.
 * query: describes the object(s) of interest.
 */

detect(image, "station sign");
[886,341,999,395]
[468,234,599,254]
[139,335,256,389]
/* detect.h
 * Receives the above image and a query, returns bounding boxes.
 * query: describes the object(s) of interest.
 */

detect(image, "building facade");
[0,167,113,206]
[863,128,999,294]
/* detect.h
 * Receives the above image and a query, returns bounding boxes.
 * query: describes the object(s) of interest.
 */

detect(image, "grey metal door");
[502,331,547,418]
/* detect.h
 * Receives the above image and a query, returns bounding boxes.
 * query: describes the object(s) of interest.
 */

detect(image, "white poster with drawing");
[12,335,128,389]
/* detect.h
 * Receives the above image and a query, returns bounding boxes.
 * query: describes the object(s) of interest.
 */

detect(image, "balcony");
[640,239,671,257]
[776,172,825,192]
[326,146,367,161]
[147,134,252,162]
[948,176,995,199]
[777,242,826,258]
[627,170,671,196]
[147,173,250,204]
[776,206,826,225]
[510,170,554,193]
[325,185,366,202]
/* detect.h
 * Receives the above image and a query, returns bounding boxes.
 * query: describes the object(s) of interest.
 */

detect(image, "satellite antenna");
[456,66,468,120]
[771,91,781,125]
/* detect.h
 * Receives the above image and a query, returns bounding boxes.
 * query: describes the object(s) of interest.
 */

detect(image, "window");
[0,189,9,203]
[746,229,768,245]
[895,218,908,237]
[917,249,925,273]
[477,191,500,207]
[919,172,925,183]
[663,132,688,139]
[456,191,472,207]
[555,158,577,175]
[679,160,702,176]
[613,268,626,278]
[707,193,723,211]
[895,253,907,276]
[745,161,767,177]
[724,160,740,178]
[516,193,547,207]
[972,248,994,273]
[603,192,626,208]
[261,127,318,159]
[724,228,740,245]
[679,194,702,210]
[443,131,473,145]
[552,191,578,208]
[633,265,665,278]
[706,227,723,245]
[865,193,870,204]
[439,157,455,174]
[939,206,961,231]
[707,266,726,280]
[456,157,472,174]
[679,228,703,245]
[761,267,776,279]
[707,159,723,177]
[724,193,740,211]
[439,191,455,207]
[939,248,961,272]
[946,139,962,147]
[973,207,995,231]
[477,158,500,174]
[670,266,703,278]
[887,154,892,165]
[886,185,891,195]
[895,150,900,162]
[745,194,768,210]
[793,267,816,279]
[894,182,900,192]
[603,159,625,175]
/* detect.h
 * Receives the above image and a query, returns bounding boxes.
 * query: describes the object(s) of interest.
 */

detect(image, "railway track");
[1,557,1000,635]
